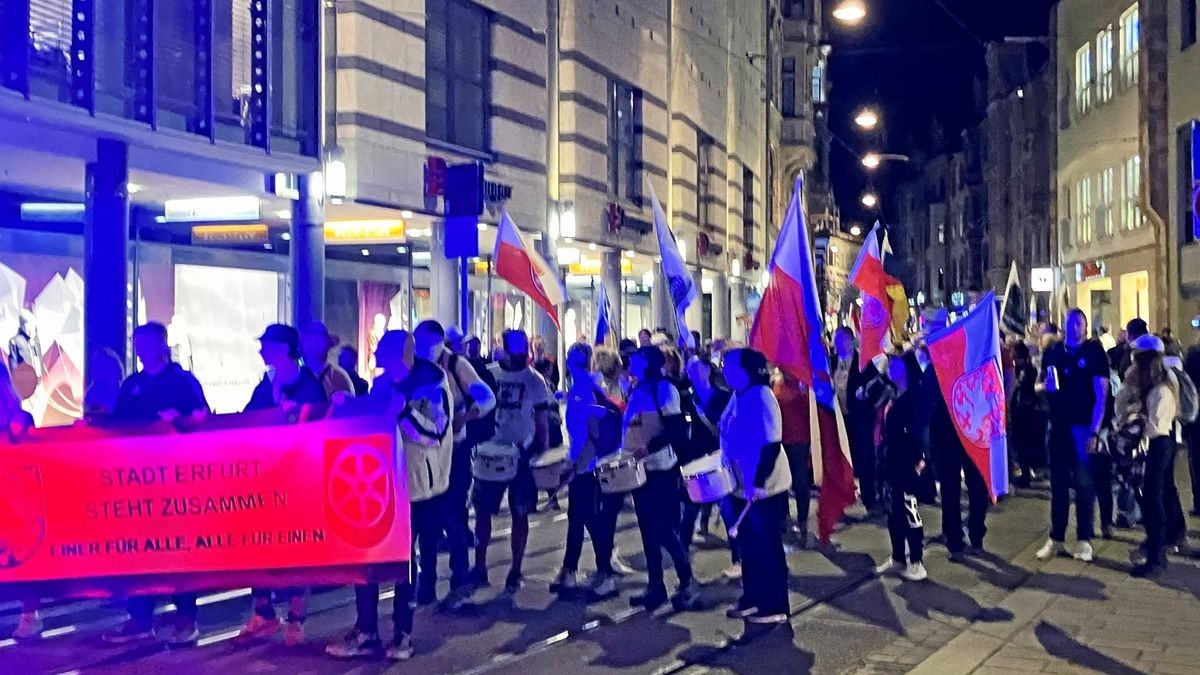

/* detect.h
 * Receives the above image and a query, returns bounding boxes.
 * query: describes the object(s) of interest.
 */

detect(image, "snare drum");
[473,441,520,482]
[680,453,738,503]
[595,452,647,494]
[531,447,571,490]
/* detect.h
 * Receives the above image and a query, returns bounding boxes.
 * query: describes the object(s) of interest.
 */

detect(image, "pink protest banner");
[0,410,409,599]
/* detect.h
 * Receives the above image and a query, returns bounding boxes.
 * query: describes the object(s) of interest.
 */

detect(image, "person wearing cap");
[1037,308,1109,563]
[300,321,355,400]
[474,330,551,593]
[101,322,209,648]
[413,319,495,608]
[327,329,453,660]
[238,323,327,646]
[1123,334,1185,577]
[337,345,370,397]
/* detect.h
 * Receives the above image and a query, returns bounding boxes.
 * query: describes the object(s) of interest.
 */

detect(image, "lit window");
[1096,25,1114,102]
[1120,5,1140,86]
[608,80,643,203]
[1077,176,1093,242]
[1098,166,1115,237]
[426,0,490,151]
[1075,43,1094,115]
[1123,155,1143,229]
[811,54,826,104]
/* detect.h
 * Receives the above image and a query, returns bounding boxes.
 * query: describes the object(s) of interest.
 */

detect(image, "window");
[1178,123,1196,243]
[1184,0,1198,49]
[697,132,714,230]
[1098,166,1115,237]
[1120,5,1140,85]
[781,0,804,19]
[1075,43,1094,115]
[608,80,642,202]
[1096,26,1114,102]
[1123,155,1143,229]
[1077,176,1093,242]
[426,0,489,151]
[781,58,796,117]
[742,165,754,249]
[811,54,826,104]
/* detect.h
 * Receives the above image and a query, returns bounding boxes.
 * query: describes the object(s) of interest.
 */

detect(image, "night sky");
[825,0,1056,227]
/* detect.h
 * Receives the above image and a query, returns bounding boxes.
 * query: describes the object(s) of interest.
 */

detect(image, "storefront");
[1069,254,1155,335]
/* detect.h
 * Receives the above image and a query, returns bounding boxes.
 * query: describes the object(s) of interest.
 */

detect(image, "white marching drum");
[595,452,647,494]
[680,453,738,503]
[531,447,572,490]
[472,441,520,482]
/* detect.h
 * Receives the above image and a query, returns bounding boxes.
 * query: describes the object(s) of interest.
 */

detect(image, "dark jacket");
[685,385,732,462]
[882,388,924,488]
[112,363,208,423]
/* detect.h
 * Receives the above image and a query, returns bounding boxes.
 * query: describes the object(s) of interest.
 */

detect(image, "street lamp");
[850,224,863,236]
[832,0,867,25]
[861,193,878,208]
[861,152,911,170]
[854,108,879,131]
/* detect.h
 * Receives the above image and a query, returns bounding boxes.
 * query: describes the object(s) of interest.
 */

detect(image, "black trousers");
[1188,430,1200,513]
[680,493,740,563]
[128,593,197,629]
[632,469,693,593]
[410,496,445,603]
[1140,436,1186,565]
[354,580,413,637]
[848,413,879,510]
[1090,453,1114,531]
[887,487,924,565]
[934,441,989,552]
[783,443,813,534]
[1048,424,1095,543]
[731,494,789,616]
[562,472,620,575]
[444,440,473,588]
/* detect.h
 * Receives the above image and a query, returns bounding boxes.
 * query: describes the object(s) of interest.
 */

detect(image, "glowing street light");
[861,193,878,208]
[850,224,863,236]
[832,0,867,25]
[861,153,882,169]
[854,108,879,130]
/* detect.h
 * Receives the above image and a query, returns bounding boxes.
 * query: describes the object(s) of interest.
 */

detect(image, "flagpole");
[486,255,494,347]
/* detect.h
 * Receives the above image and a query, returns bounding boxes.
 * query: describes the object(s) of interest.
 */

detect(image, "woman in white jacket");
[327,329,454,660]
[1126,334,1184,578]
[719,348,792,625]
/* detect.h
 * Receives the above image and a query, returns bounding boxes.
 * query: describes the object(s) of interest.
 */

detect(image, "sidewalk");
[853,492,1200,675]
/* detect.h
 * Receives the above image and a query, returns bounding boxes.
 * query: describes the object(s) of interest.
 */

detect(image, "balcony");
[781,116,816,148]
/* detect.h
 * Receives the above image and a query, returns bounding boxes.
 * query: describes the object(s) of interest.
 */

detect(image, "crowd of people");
[1,307,1198,662]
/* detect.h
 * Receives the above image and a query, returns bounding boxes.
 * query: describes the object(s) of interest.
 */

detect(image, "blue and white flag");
[595,281,614,346]
[648,182,697,348]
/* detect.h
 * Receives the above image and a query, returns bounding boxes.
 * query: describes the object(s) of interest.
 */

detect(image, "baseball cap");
[259,323,301,355]
[1131,333,1164,353]
[300,320,338,347]
[446,326,465,344]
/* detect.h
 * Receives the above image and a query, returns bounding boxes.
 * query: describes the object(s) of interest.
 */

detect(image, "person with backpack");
[326,329,453,660]
[554,343,624,598]
[413,321,494,608]
[535,356,566,510]
[623,346,699,611]
[1124,335,1186,578]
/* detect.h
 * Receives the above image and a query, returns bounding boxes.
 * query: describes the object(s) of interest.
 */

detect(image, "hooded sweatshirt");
[370,358,455,502]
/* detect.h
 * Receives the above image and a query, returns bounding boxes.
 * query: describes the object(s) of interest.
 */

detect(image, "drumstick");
[728,500,754,539]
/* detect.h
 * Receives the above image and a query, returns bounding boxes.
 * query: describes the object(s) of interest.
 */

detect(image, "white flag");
[648,182,697,348]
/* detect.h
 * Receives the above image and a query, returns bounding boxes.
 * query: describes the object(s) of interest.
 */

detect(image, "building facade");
[1055,0,1157,335]
[982,38,1057,324]
[1166,0,1200,335]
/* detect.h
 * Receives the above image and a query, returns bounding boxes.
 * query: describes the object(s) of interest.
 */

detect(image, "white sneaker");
[590,573,618,598]
[723,563,743,580]
[1072,541,1094,563]
[387,633,415,661]
[901,562,929,581]
[875,559,904,576]
[611,548,636,576]
[1036,539,1067,561]
[553,569,579,590]
[13,611,42,640]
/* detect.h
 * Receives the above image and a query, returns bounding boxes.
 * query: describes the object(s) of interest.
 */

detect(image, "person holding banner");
[623,346,699,611]
[326,329,453,660]
[300,321,355,400]
[101,322,209,647]
[719,348,791,625]
[238,323,328,646]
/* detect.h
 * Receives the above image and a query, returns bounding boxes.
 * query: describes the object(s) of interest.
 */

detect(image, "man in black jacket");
[831,327,881,513]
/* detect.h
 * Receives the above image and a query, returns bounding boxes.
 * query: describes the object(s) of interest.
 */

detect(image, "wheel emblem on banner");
[327,443,392,531]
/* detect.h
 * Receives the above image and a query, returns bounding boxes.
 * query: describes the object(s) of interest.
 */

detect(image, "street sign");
[1030,267,1053,293]
[444,163,483,258]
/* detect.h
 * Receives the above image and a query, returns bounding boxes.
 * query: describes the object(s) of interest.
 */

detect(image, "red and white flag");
[493,211,565,328]
[750,176,855,543]
[848,222,902,370]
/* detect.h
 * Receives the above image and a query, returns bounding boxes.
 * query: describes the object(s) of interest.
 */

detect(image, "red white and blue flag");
[493,211,565,329]
[594,281,614,346]
[750,176,855,543]
[924,291,1009,500]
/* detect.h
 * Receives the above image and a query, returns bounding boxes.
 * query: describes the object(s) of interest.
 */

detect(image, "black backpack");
[590,389,624,460]
[446,354,498,446]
